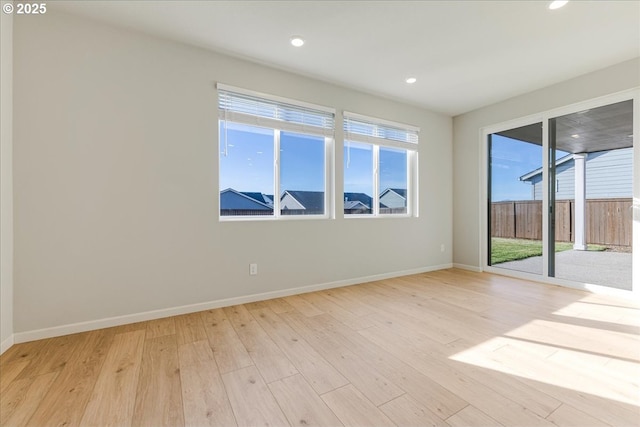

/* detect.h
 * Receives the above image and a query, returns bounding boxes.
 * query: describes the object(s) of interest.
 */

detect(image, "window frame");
[217,84,335,221]
[343,112,419,218]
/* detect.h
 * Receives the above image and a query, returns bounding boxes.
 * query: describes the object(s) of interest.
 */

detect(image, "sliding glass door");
[549,100,633,290]
[488,123,543,275]
[487,98,635,291]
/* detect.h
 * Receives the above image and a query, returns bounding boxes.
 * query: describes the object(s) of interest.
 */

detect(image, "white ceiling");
[55,0,640,116]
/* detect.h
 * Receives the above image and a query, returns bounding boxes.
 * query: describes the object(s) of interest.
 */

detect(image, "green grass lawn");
[491,238,606,265]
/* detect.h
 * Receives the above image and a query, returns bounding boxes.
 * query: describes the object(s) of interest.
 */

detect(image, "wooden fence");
[491,198,632,247]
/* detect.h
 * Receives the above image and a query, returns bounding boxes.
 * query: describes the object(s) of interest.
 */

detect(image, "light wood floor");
[1,269,639,426]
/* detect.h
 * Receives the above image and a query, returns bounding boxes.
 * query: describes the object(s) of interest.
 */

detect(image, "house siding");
[530,148,632,200]
[280,193,305,210]
[379,191,406,208]
[586,148,633,198]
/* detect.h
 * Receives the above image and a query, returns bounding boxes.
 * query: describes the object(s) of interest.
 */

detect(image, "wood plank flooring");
[1,269,638,426]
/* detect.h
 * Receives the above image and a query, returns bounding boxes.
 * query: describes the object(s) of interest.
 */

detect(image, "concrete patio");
[496,250,633,290]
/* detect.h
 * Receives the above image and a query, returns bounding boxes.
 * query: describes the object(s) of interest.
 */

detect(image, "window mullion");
[274,129,281,218]
[373,145,380,216]
[407,150,413,216]
[412,151,418,217]
[325,136,332,219]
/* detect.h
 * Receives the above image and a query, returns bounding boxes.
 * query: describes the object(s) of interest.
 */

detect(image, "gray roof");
[283,190,324,211]
[344,192,372,208]
[240,192,274,206]
[220,188,273,210]
[381,188,407,199]
[519,154,574,182]
[222,188,401,211]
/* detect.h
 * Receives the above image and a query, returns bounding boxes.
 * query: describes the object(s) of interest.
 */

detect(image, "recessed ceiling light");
[290,36,305,47]
[548,1,569,10]
[571,134,580,139]
[405,77,417,84]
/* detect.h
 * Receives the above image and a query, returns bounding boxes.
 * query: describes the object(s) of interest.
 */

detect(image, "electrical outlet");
[250,263,258,275]
[440,244,445,253]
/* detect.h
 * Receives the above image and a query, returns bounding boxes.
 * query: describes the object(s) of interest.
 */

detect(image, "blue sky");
[344,142,373,195]
[220,123,568,201]
[280,131,325,194]
[490,134,542,201]
[220,123,274,194]
[490,134,570,201]
[220,122,407,196]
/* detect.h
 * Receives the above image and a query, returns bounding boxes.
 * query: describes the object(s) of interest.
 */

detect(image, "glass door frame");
[480,89,639,296]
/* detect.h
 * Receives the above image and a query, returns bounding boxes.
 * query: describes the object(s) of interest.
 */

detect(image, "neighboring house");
[344,200,369,210]
[344,200,370,214]
[220,188,273,215]
[344,192,373,208]
[280,190,325,214]
[519,147,633,200]
[344,192,373,214]
[221,188,409,215]
[379,188,407,208]
[240,192,274,207]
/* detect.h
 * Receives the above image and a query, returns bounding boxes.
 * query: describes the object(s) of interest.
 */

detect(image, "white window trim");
[343,112,418,218]
[218,85,335,221]
[218,122,333,222]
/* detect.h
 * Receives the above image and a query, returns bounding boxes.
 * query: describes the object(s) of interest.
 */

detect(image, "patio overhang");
[496,99,633,153]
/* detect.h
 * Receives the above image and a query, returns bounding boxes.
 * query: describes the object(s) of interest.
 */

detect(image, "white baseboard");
[1,334,14,355]
[13,264,452,345]
[452,263,482,272]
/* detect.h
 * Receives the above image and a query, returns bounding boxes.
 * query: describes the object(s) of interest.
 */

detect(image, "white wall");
[1,6,14,353]
[453,58,640,269]
[12,11,452,337]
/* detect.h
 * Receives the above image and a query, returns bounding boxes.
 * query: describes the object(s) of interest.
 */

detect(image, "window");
[218,85,334,218]
[343,113,418,216]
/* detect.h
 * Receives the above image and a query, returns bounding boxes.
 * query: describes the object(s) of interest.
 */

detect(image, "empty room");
[0,1,638,426]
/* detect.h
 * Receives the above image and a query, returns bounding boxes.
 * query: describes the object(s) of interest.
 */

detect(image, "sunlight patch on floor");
[504,318,639,360]
[552,301,640,327]
[449,334,640,407]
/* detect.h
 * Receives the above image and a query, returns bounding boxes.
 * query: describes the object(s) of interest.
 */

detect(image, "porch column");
[573,153,587,250]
